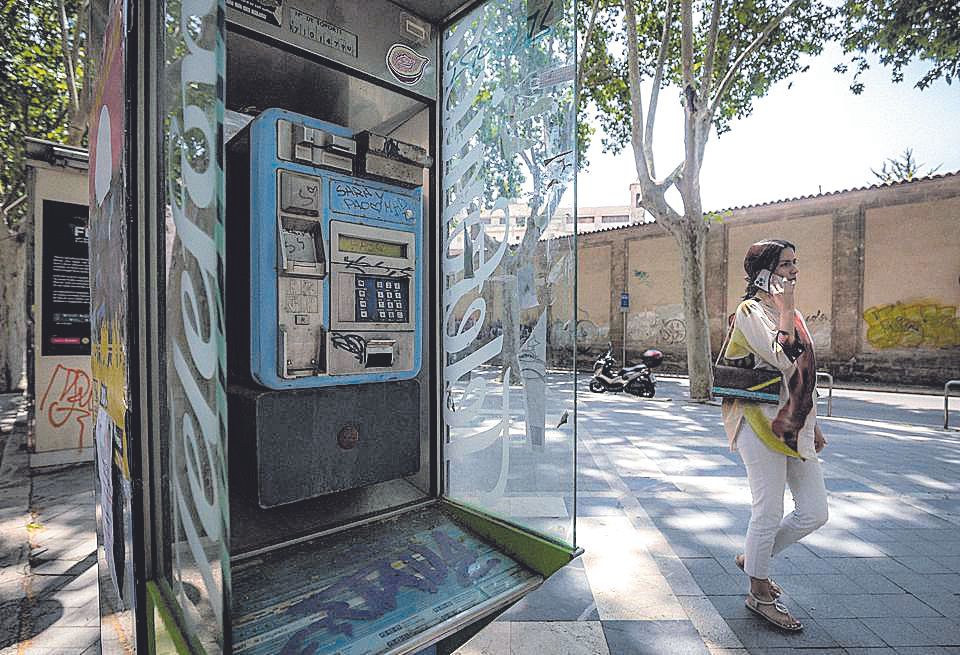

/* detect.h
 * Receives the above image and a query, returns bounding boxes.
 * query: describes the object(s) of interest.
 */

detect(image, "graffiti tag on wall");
[629,305,686,345]
[864,300,960,349]
[39,364,94,447]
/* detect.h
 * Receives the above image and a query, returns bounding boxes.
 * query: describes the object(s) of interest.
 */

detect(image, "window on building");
[577,215,594,224]
[635,193,642,208]
[601,214,629,223]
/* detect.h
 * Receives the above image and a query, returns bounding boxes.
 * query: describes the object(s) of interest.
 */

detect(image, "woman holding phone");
[719,239,829,631]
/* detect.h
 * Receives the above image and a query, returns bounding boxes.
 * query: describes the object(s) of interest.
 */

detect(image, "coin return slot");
[365,340,395,368]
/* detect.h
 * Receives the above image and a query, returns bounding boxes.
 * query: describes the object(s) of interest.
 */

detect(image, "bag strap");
[715,300,751,366]
[715,317,735,366]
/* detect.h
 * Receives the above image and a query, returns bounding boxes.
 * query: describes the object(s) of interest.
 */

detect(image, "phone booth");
[87,0,580,653]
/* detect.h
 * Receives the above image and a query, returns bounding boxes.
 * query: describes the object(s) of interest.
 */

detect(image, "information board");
[41,200,91,356]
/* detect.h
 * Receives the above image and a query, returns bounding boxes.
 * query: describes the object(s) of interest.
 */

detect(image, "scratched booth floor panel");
[231,504,540,655]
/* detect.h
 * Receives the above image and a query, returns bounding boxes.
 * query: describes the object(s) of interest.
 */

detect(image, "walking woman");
[720,239,829,631]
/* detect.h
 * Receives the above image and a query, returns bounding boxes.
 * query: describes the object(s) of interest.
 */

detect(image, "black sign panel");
[226,0,282,26]
[41,200,91,356]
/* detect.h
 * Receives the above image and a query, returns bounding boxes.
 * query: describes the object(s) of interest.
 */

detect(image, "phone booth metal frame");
[86,1,581,653]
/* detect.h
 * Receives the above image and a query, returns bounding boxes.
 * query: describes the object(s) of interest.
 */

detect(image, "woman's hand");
[769,274,796,312]
[814,424,827,453]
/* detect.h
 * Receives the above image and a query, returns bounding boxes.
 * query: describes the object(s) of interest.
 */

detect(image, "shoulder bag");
[711,314,782,404]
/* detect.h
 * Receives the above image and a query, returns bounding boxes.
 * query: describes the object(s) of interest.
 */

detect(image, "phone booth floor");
[232,502,542,654]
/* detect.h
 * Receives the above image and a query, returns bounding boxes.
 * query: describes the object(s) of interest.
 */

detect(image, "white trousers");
[737,422,829,579]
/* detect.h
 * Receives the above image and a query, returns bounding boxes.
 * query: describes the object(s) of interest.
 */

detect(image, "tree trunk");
[676,219,713,401]
[498,270,523,384]
[0,226,27,392]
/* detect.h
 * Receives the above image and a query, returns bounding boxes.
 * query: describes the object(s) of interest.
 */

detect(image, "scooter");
[589,346,663,397]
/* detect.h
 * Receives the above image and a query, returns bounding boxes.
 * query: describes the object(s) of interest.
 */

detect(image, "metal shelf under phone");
[230,503,542,655]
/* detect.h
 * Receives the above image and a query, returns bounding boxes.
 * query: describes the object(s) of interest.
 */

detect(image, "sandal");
[745,592,803,632]
[735,554,782,598]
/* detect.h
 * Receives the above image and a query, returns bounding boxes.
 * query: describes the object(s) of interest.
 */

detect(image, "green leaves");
[0,1,86,226]
[838,0,959,92]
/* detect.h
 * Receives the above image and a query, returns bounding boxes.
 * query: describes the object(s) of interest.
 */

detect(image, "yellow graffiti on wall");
[864,300,960,349]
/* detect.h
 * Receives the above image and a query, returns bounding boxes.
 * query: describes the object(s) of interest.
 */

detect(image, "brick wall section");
[558,173,960,386]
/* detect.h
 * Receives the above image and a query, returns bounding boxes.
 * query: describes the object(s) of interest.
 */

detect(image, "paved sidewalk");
[3,382,959,655]
[457,378,960,655]
[0,394,98,655]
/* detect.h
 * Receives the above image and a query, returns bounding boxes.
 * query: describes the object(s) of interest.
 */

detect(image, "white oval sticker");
[386,43,428,85]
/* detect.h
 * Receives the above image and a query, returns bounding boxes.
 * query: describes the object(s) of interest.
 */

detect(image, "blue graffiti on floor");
[279,530,501,653]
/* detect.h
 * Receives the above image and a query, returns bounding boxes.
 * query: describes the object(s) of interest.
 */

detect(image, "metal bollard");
[945,380,960,429]
[816,371,833,417]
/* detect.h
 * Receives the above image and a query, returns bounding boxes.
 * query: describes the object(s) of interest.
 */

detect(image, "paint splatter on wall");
[864,300,960,349]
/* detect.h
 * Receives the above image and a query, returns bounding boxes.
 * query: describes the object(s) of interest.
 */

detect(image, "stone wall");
[558,173,960,386]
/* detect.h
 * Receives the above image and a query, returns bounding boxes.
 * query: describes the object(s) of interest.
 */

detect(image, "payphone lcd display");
[338,235,407,258]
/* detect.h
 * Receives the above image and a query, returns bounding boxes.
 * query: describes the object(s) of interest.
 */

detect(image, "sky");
[574,44,960,212]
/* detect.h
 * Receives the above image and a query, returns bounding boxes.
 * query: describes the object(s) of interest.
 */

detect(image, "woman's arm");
[733,300,802,373]
[772,274,797,349]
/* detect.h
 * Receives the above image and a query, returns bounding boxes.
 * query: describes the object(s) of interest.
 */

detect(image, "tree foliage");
[871,148,942,183]
[579,0,836,399]
[0,1,88,228]
[838,0,960,94]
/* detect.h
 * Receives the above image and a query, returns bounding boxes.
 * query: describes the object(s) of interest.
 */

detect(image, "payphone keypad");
[354,275,409,323]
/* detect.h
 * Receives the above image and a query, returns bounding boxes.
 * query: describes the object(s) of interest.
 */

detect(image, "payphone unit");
[226,107,429,506]
[242,107,423,389]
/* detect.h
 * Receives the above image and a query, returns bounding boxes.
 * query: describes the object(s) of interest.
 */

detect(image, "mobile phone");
[753,269,773,293]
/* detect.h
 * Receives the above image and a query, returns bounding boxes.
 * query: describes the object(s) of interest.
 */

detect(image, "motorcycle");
[589,346,663,397]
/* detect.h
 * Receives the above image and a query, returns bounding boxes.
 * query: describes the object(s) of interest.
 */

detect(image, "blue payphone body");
[247,108,423,389]
[226,108,430,505]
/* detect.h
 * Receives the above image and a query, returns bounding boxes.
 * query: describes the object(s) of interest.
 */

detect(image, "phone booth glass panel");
[440,0,579,547]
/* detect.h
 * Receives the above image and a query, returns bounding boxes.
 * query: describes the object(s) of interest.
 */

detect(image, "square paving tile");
[725,617,837,649]
[788,592,941,619]
[905,618,960,646]
[653,557,703,597]
[861,618,940,647]
[600,619,711,655]
[894,556,953,574]
[499,560,597,622]
[675,595,743,649]
[566,496,624,517]
[815,618,886,648]
[825,479,876,493]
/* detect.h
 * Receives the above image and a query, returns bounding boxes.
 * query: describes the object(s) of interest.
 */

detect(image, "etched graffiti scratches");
[39,364,94,446]
[330,333,366,363]
[864,300,960,349]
